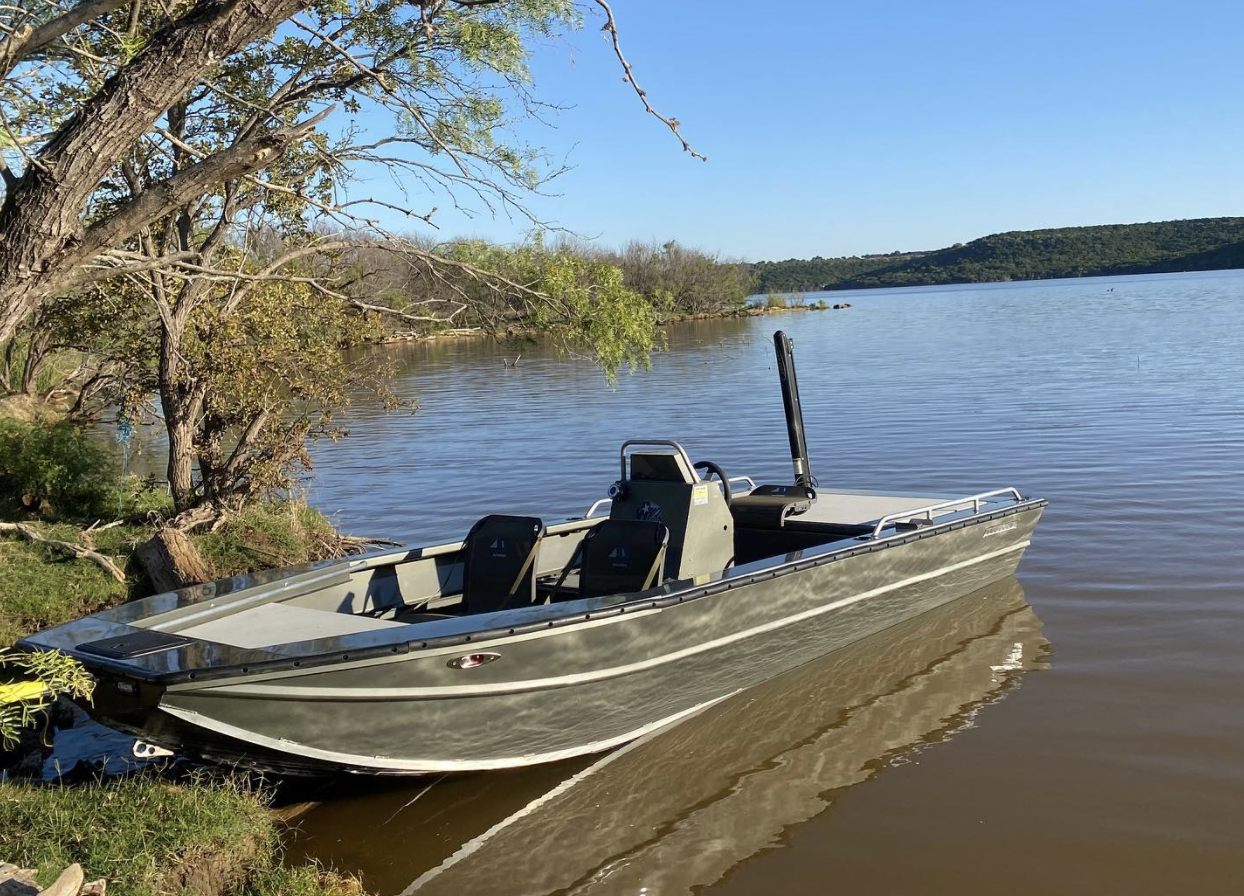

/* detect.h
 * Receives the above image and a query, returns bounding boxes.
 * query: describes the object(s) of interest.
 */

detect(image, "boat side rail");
[727,475,757,493]
[585,498,612,518]
[870,488,1025,540]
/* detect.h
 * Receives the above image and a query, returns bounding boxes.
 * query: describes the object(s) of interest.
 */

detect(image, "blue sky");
[369,0,1244,261]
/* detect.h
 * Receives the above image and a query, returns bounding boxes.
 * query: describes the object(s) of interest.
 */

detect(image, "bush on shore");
[0,421,117,519]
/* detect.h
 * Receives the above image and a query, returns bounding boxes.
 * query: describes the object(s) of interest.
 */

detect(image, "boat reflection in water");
[288,576,1049,895]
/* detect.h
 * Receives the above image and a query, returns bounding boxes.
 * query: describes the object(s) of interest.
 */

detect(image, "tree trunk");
[134,528,212,592]
[167,420,196,512]
[0,0,307,344]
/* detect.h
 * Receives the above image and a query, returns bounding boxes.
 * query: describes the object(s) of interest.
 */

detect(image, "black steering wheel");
[693,460,733,506]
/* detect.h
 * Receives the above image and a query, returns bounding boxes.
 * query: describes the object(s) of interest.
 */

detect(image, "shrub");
[0,420,117,518]
[195,500,340,576]
[764,292,789,309]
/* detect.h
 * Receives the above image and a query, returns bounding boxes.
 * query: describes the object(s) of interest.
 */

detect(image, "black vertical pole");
[773,331,813,488]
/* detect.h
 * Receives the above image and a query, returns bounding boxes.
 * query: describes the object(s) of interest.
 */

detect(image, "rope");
[115,416,134,517]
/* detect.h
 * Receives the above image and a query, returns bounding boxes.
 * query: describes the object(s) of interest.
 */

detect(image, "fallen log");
[134,528,213,593]
[0,523,126,584]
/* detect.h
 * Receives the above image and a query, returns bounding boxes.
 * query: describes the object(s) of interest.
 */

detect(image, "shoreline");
[372,301,831,345]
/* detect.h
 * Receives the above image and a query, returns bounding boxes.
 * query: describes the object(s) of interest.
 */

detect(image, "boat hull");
[85,503,1043,775]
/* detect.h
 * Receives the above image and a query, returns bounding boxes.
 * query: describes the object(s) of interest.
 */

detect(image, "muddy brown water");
[48,270,1244,893]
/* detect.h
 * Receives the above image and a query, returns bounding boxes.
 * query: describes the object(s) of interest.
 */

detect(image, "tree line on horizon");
[749,217,1244,293]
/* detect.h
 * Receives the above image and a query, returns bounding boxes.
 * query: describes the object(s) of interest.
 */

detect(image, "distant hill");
[750,217,1244,293]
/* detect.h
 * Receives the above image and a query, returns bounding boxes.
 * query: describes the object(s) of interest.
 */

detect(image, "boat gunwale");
[25,497,1047,685]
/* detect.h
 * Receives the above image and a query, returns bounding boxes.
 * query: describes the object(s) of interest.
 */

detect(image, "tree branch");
[0,521,127,583]
[592,0,706,161]
[0,0,130,77]
[74,107,332,265]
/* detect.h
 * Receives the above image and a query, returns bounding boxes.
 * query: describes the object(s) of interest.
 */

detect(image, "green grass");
[0,774,274,896]
[195,502,338,576]
[241,865,365,896]
[0,522,147,646]
[0,501,341,647]
[0,774,365,896]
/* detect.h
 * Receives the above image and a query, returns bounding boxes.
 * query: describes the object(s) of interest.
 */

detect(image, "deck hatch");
[78,630,195,659]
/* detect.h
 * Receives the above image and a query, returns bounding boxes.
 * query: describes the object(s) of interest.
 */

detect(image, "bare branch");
[592,0,706,161]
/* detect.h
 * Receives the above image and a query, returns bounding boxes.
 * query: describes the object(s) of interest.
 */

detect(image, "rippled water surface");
[140,272,1244,892]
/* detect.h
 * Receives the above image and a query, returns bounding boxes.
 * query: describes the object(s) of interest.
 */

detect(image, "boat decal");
[192,539,1031,702]
[636,500,663,522]
[983,522,1018,538]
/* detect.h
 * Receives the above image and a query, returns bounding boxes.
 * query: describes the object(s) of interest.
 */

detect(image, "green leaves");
[445,238,658,380]
[0,648,95,750]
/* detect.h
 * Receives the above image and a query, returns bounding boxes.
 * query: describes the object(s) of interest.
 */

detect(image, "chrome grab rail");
[584,498,612,518]
[619,439,698,481]
[870,488,1024,539]
[727,475,757,493]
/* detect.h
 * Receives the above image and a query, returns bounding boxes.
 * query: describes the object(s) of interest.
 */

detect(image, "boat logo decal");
[609,546,631,568]
[447,652,501,670]
[983,521,1018,538]
[636,501,663,522]
[488,538,509,557]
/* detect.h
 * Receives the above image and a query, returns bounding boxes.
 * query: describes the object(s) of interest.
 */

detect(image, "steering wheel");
[693,460,733,506]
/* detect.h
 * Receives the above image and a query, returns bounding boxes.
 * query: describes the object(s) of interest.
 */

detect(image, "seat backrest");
[579,519,669,599]
[461,515,545,614]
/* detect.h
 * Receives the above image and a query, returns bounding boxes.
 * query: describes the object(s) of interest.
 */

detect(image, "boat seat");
[730,484,817,529]
[461,514,546,614]
[578,519,669,599]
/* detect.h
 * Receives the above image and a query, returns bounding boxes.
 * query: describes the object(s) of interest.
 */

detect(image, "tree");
[0,0,702,346]
[0,0,702,516]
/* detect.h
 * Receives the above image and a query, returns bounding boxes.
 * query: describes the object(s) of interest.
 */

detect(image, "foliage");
[607,240,753,318]
[749,217,1244,293]
[181,276,388,510]
[0,648,94,749]
[384,238,660,377]
[762,292,790,309]
[0,773,274,896]
[0,420,116,517]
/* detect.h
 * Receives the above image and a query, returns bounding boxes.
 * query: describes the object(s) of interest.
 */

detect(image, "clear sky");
[375,0,1244,261]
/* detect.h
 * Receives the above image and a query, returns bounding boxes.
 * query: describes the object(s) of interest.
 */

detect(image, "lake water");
[64,270,1244,892]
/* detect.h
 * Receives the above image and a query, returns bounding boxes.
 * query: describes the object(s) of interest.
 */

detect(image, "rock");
[0,864,103,896]
[38,864,83,896]
[0,865,40,896]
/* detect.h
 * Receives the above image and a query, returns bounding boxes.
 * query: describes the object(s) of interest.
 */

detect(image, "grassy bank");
[0,774,361,896]
[0,502,345,648]
[0,499,369,896]
[0,414,381,896]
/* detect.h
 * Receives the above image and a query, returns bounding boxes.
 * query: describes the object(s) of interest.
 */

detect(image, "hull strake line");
[159,690,741,773]
[172,540,1027,704]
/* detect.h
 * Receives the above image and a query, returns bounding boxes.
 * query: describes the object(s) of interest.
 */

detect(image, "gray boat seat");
[462,514,546,614]
[730,484,817,529]
[578,519,669,599]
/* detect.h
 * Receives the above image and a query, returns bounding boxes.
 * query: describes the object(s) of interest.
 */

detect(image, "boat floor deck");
[793,489,958,526]
[181,603,408,649]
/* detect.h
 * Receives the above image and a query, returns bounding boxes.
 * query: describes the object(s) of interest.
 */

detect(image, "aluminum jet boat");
[18,332,1046,776]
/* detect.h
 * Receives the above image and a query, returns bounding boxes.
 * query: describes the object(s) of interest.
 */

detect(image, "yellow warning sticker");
[692,483,709,506]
